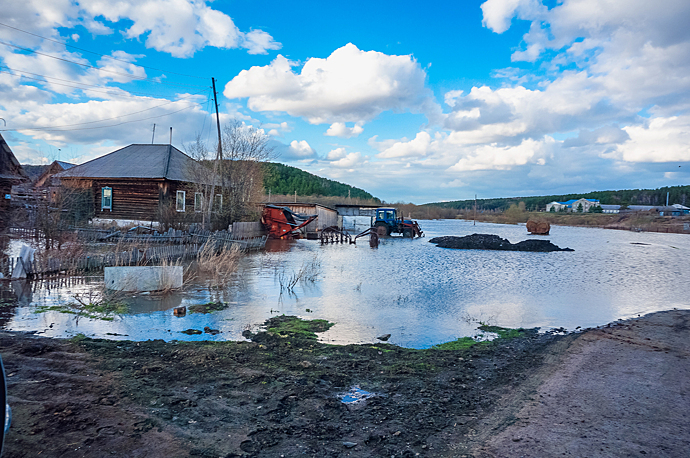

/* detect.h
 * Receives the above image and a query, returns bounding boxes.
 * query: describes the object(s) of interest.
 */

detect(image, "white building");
[546,198,601,212]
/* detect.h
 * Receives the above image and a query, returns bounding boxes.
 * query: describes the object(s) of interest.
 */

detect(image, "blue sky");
[1,0,689,203]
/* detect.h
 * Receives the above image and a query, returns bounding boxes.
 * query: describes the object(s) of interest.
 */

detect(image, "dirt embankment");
[2,310,689,457]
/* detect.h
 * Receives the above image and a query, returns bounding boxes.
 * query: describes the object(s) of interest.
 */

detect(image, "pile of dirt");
[429,234,573,252]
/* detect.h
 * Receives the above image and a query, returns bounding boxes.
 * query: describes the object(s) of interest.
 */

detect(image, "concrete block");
[105,266,183,292]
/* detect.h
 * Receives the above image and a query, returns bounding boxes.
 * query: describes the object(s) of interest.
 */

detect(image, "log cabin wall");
[63,178,227,226]
[0,181,11,217]
[90,179,162,221]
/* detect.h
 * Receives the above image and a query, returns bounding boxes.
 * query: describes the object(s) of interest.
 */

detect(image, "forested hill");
[263,162,379,201]
[428,185,690,211]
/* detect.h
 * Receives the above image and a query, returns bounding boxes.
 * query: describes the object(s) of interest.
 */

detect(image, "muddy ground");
[1,310,689,457]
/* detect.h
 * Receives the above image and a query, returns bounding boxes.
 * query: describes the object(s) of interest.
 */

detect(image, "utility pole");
[206,77,223,229]
[474,194,477,226]
[151,124,156,144]
[294,190,297,203]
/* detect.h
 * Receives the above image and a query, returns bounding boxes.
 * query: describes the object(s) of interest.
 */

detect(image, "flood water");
[1,219,689,348]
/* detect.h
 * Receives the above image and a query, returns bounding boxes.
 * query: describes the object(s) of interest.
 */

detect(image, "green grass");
[478,325,529,339]
[188,302,228,314]
[432,325,534,350]
[266,316,334,340]
[431,336,481,350]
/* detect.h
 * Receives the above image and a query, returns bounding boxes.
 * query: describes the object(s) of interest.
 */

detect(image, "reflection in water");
[1,220,689,348]
[126,293,183,314]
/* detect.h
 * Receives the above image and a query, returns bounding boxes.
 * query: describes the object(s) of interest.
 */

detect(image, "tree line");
[263,162,379,202]
[428,185,690,212]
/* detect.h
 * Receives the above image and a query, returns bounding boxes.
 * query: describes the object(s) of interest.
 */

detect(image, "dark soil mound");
[429,233,573,252]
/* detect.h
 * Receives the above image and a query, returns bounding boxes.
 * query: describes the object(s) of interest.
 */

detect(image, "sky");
[1,0,689,204]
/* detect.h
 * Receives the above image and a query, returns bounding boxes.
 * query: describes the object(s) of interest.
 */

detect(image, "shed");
[54,144,220,226]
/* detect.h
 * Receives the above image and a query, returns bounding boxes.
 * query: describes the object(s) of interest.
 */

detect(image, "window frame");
[176,190,186,212]
[194,192,204,212]
[101,187,112,211]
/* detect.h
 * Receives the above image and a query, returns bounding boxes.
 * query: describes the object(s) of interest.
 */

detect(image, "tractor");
[371,208,423,238]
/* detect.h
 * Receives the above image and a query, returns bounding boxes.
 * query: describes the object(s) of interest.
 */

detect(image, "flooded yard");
[1,219,689,348]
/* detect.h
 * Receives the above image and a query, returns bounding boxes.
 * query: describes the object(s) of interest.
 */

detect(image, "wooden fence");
[0,235,266,279]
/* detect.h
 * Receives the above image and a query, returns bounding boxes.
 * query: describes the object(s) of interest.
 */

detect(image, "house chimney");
[169,127,173,145]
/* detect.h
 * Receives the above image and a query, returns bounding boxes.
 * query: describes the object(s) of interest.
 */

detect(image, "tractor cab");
[374,208,398,226]
[371,207,423,238]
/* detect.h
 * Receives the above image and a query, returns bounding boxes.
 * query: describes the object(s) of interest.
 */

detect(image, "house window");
[101,187,112,211]
[214,194,222,212]
[176,191,186,212]
[194,192,204,212]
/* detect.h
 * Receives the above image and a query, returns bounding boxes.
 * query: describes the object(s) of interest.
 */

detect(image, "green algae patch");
[478,325,532,339]
[188,302,228,314]
[181,329,203,335]
[265,315,334,340]
[431,336,480,350]
[432,325,537,350]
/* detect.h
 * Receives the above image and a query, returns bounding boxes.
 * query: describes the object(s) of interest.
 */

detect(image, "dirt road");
[1,310,688,457]
[474,309,690,457]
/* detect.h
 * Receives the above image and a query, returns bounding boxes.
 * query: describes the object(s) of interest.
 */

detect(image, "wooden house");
[34,160,75,188]
[0,133,29,226]
[54,144,220,226]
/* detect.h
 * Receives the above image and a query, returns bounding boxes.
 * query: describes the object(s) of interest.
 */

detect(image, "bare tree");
[184,121,274,229]
[219,120,274,224]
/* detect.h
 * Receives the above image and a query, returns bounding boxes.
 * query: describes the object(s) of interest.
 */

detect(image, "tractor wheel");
[374,222,390,236]
[403,228,414,238]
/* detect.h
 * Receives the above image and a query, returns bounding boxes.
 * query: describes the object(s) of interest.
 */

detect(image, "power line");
[0,39,207,88]
[0,67,208,99]
[0,104,199,132]
[0,21,207,80]
[0,71,209,128]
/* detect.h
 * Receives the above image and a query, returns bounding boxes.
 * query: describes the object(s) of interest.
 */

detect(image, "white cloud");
[377,132,434,159]
[330,151,364,169]
[1,94,208,152]
[242,29,282,55]
[289,140,315,158]
[481,0,546,34]
[440,178,467,188]
[1,0,280,59]
[448,137,554,172]
[325,122,364,138]
[610,116,690,163]
[325,147,347,161]
[224,43,439,125]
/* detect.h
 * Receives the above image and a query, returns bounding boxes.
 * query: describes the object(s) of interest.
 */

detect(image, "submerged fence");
[1,234,266,279]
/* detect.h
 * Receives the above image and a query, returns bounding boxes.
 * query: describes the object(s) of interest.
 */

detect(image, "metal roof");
[54,144,209,183]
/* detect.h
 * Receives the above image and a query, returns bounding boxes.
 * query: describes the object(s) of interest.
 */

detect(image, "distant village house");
[546,198,601,212]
